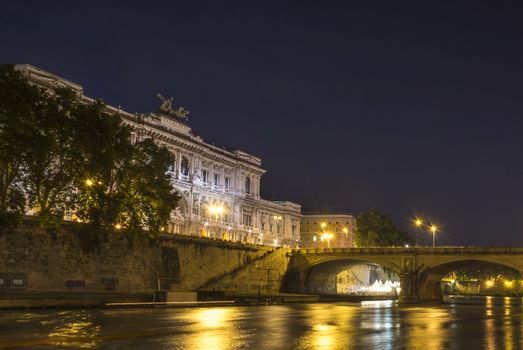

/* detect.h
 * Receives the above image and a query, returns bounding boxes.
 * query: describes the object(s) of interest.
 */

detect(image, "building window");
[225,177,231,189]
[292,225,297,236]
[245,176,251,194]
[202,170,209,183]
[168,154,176,172]
[214,173,220,186]
[242,214,252,227]
[181,156,189,176]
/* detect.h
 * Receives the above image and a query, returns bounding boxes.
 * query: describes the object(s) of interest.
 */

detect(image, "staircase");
[197,248,279,291]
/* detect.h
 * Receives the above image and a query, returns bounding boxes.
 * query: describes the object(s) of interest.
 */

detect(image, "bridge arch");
[300,257,401,294]
[419,258,523,301]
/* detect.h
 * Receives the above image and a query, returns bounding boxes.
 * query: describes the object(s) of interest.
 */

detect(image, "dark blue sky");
[2,1,523,245]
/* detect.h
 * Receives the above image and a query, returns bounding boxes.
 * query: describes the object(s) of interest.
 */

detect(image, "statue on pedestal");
[156,93,190,121]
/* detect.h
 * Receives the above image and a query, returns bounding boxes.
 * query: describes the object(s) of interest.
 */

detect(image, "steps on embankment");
[198,248,290,294]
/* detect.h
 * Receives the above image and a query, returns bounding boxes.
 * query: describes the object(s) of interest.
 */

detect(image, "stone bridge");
[283,247,523,302]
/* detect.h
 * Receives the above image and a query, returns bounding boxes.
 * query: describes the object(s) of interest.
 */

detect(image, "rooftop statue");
[156,93,190,120]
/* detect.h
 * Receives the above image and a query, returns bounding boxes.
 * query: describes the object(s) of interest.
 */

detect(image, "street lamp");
[413,218,423,247]
[208,205,224,239]
[429,225,438,247]
[320,232,334,248]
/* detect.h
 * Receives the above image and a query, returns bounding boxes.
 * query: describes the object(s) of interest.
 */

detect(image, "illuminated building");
[16,64,301,247]
[300,213,356,248]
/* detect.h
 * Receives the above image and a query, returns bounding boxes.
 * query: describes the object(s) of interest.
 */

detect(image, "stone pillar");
[398,271,420,303]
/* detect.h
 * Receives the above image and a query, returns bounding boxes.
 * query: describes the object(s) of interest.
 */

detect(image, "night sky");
[2,1,523,246]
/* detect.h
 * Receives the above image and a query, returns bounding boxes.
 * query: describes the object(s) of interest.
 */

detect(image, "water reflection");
[2,299,523,349]
[177,308,242,350]
[297,304,349,350]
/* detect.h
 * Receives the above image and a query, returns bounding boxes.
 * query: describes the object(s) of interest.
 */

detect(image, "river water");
[1,298,522,349]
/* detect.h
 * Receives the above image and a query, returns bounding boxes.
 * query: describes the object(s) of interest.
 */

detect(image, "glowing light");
[430,225,437,233]
[85,179,94,186]
[114,223,122,230]
[485,280,494,287]
[321,233,333,241]
[405,244,409,248]
[208,205,224,215]
[414,218,423,227]
[346,280,401,295]
[321,222,326,228]
[504,280,513,288]
[313,236,317,242]
[342,227,348,234]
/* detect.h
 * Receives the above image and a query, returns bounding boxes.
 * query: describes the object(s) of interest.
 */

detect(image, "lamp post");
[321,232,334,248]
[429,225,437,247]
[414,218,423,247]
[319,222,334,248]
[208,205,224,239]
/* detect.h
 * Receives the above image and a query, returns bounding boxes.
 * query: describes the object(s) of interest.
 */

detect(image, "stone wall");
[0,220,272,293]
[205,248,291,293]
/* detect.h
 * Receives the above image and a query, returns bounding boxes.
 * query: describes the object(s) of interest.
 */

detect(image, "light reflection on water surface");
[2,299,523,349]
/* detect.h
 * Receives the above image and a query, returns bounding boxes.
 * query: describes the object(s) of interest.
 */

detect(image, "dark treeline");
[354,209,414,247]
[0,64,178,238]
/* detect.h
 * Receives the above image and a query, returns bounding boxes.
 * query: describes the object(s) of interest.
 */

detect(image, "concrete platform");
[0,291,153,309]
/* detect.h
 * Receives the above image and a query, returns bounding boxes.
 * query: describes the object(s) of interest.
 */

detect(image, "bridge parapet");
[295,247,523,255]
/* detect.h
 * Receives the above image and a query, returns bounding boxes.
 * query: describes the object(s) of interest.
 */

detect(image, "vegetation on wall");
[0,64,179,237]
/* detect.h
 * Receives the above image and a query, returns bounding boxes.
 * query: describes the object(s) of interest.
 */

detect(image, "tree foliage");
[448,262,521,281]
[0,64,41,225]
[0,63,179,236]
[354,209,413,247]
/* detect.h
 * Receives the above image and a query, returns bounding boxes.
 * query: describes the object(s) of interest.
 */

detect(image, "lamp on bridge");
[429,225,438,247]
[413,218,423,247]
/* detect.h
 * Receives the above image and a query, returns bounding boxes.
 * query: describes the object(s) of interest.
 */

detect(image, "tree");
[0,63,179,235]
[72,101,179,236]
[117,138,180,236]
[23,88,86,228]
[354,209,413,247]
[0,64,42,225]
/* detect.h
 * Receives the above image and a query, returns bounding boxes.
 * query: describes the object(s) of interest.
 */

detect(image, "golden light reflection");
[486,296,493,316]
[297,305,350,350]
[407,308,446,350]
[485,317,495,350]
[180,308,238,350]
[48,319,99,349]
[504,298,514,350]
[314,324,334,349]
[196,308,231,328]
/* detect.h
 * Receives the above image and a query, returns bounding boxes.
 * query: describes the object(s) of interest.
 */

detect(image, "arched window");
[181,156,189,176]
[245,176,251,194]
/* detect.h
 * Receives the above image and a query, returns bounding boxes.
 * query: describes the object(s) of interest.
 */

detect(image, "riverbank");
[0,291,323,309]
